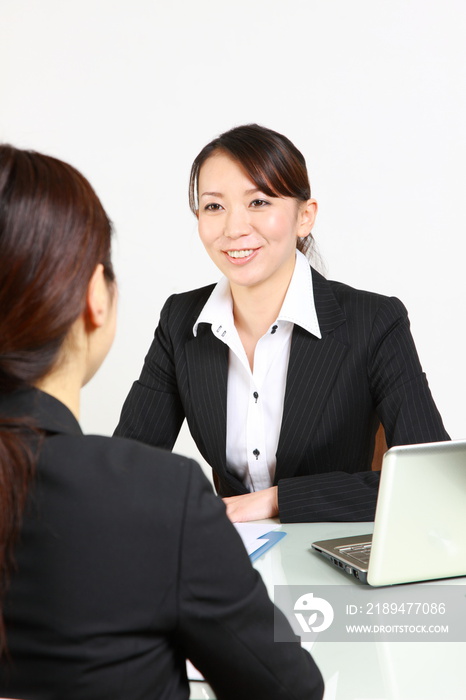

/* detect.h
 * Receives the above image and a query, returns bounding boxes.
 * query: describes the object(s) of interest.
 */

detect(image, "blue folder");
[249,530,287,562]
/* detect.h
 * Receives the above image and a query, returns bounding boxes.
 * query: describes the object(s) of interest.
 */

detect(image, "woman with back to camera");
[115,123,449,524]
[0,144,324,699]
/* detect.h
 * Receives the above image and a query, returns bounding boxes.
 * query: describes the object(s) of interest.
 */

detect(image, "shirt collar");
[193,250,321,339]
[278,249,321,338]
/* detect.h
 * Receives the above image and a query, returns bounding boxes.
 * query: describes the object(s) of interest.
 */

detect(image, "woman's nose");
[224,206,250,238]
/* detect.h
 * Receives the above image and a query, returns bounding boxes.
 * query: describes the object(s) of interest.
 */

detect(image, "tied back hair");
[0,144,114,656]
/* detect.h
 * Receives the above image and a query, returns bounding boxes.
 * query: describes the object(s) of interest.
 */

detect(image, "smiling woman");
[115,123,449,524]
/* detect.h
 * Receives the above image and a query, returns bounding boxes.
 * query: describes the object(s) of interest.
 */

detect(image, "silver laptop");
[311,440,466,586]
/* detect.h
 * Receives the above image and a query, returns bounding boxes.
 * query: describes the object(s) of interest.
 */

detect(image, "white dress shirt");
[193,251,321,492]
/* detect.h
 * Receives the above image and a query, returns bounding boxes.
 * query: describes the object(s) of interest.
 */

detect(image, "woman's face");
[197,152,316,295]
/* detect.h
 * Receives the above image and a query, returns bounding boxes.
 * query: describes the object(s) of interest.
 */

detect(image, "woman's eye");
[204,203,223,211]
[250,199,269,208]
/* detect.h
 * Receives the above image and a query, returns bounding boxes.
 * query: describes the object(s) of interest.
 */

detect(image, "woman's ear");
[297,199,318,238]
[85,264,109,329]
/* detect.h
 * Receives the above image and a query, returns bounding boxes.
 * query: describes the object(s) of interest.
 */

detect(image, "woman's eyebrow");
[200,191,222,198]
[200,188,262,198]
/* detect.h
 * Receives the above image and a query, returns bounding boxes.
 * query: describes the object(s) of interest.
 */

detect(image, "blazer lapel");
[185,324,228,467]
[185,325,248,495]
[275,270,348,482]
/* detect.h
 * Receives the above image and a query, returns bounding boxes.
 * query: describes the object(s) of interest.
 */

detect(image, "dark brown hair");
[0,144,114,655]
[189,123,315,257]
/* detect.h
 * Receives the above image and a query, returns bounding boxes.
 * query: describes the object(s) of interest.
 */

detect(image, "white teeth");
[227,249,254,258]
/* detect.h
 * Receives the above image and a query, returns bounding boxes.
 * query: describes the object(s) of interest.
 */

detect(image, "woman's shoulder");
[36,432,221,545]
[156,283,218,334]
[311,267,408,318]
[164,283,217,308]
[43,430,208,504]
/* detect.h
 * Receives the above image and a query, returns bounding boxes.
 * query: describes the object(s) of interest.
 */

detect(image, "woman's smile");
[223,248,259,264]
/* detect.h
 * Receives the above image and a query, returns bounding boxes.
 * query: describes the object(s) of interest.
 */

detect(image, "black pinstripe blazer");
[115,267,449,523]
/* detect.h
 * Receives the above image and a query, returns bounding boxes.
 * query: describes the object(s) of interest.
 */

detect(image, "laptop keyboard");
[338,543,372,565]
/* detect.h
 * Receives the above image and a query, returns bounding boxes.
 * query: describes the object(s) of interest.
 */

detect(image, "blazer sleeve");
[177,465,324,700]
[114,295,185,449]
[278,296,449,523]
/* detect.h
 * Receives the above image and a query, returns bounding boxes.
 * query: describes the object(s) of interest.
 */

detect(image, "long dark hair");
[189,123,315,258]
[0,144,114,656]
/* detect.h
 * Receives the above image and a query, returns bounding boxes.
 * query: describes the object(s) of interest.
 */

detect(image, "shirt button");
[271,325,278,334]
[253,391,259,403]
[253,449,260,460]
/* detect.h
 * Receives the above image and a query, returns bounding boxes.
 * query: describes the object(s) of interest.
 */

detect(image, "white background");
[1,1,465,476]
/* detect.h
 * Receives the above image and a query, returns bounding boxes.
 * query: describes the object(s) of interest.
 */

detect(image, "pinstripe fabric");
[115,268,449,523]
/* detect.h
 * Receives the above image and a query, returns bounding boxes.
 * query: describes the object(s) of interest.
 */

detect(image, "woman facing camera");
[0,145,323,700]
[115,124,449,524]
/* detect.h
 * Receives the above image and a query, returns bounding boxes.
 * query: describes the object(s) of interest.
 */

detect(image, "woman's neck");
[232,287,281,338]
[33,337,85,421]
[230,274,292,371]
[34,369,81,420]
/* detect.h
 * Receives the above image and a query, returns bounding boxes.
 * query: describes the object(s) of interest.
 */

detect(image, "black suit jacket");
[0,389,323,700]
[115,268,449,523]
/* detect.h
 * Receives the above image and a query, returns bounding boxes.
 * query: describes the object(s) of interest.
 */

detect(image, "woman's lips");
[223,248,259,264]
